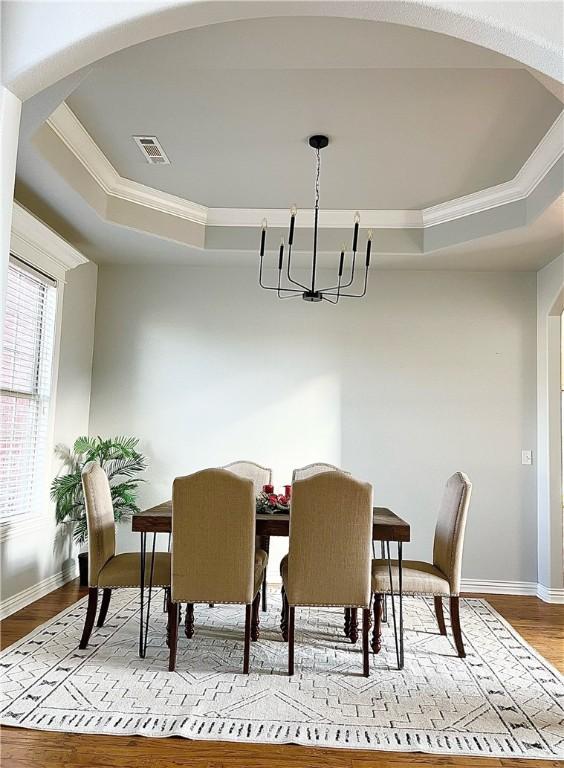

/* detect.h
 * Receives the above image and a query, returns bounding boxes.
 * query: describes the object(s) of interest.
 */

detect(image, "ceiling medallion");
[258,135,372,303]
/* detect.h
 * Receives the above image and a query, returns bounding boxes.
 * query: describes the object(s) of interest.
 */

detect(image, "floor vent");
[132,136,170,164]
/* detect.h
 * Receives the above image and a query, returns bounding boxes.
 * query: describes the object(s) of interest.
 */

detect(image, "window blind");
[0,257,57,523]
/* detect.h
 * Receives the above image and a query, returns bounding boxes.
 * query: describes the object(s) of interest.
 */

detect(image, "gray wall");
[89,265,538,583]
[0,260,98,608]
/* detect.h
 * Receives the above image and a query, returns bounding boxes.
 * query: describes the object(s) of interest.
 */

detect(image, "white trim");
[10,202,88,282]
[0,561,78,620]
[45,102,563,233]
[269,576,564,603]
[461,578,564,604]
[536,583,564,604]
[423,112,564,227]
[47,103,207,226]
[460,578,538,596]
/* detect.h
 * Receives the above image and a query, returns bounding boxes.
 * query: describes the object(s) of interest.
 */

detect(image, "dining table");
[132,503,410,668]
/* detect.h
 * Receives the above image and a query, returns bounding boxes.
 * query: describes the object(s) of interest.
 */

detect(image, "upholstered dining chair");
[79,462,171,649]
[291,462,350,483]
[371,472,472,658]
[222,460,272,612]
[167,468,268,673]
[280,472,373,676]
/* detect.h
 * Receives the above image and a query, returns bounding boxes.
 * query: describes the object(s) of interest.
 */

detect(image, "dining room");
[1,3,563,767]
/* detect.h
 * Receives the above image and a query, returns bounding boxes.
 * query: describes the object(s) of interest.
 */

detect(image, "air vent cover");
[132,136,170,164]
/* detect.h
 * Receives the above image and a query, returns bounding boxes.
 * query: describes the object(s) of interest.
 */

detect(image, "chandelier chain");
[315,148,321,212]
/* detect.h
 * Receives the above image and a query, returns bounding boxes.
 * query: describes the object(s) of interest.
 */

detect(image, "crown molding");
[423,111,564,227]
[46,102,563,234]
[47,103,207,226]
[11,201,88,282]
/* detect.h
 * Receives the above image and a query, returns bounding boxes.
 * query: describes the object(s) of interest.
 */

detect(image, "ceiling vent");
[132,136,170,165]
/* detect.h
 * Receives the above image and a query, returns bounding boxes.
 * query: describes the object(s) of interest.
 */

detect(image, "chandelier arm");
[260,253,302,293]
[319,250,356,293]
[324,265,369,298]
[286,242,308,291]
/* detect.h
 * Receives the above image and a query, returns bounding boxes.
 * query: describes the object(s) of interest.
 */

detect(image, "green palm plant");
[51,436,147,544]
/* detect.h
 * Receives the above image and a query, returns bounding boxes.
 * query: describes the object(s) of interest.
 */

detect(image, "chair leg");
[79,588,98,649]
[450,596,466,658]
[344,607,351,639]
[251,591,260,641]
[96,588,112,628]
[243,604,252,674]
[434,596,447,635]
[371,593,383,653]
[362,608,370,677]
[349,607,358,644]
[168,602,179,671]
[281,587,288,641]
[184,603,194,639]
[288,606,295,676]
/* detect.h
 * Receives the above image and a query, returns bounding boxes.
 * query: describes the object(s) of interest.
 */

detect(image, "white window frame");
[0,203,87,542]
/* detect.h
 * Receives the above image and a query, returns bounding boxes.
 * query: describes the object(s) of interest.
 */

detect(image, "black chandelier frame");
[258,135,372,303]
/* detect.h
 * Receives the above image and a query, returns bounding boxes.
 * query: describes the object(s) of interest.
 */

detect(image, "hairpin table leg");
[139,532,146,658]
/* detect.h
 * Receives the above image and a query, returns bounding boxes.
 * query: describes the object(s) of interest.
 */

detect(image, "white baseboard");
[536,583,564,604]
[269,576,564,604]
[0,561,79,620]
[461,578,538,596]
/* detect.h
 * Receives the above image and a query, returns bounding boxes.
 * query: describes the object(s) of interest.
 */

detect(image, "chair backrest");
[292,463,350,483]
[81,462,116,587]
[172,468,256,604]
[287,472,372,608]
[222,460,272,494]
[432,472,472,594]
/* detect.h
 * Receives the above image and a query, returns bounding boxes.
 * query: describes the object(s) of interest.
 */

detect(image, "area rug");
[1,591,562,760]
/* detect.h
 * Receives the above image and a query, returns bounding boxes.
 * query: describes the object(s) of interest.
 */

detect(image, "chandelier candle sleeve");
[289,206,296,245]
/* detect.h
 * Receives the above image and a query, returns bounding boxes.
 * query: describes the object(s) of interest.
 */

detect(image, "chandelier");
[258,135,372,303]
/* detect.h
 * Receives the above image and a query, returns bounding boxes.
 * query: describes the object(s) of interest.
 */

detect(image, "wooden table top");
[132,501,410,542]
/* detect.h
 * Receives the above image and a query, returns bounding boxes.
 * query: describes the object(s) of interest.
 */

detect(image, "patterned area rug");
[1,591,563,760]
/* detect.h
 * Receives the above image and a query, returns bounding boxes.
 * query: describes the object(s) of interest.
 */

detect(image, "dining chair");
[222,460,272,612]
[167,468,268,673]
[291,462,350,483]
[79,462,171,649]
[371,471,472,658]
[280,472,373,676]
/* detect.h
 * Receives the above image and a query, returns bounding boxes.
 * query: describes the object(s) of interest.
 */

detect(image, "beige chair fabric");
[371,472,472,596]
[371,560,450,596]
[291,463,350,483]
[171,468,266,604]
[82,462,171,589]
[222,461,272,494]
[82,462,117,586]
[283,472,373,608]
[98,552,171,588]
[432,472,472,593]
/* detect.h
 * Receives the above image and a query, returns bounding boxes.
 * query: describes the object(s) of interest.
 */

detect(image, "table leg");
[381,541,388,623]
[398,541,404,669]
[139,532,146,658]
[141,532,157,657]
[386,540,402,670]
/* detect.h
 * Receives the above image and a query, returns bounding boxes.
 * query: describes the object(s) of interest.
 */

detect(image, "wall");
[536,253,563,596]
[0,261,98,614]
[89,265,538,585]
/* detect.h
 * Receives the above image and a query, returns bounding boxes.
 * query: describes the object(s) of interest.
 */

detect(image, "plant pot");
[78,551,89,587]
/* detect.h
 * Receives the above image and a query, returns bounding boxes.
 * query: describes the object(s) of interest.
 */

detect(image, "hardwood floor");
[1,580,562,768]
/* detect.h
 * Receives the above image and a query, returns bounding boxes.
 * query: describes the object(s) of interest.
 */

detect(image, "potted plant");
[51,436,147,585]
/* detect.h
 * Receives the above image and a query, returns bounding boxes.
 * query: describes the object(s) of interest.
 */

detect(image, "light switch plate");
[521,450,533,465]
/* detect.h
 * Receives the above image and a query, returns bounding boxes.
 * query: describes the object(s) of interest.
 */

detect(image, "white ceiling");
[66,17,561,210]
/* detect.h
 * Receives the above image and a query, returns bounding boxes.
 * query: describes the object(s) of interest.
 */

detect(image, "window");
[0,257,57,523]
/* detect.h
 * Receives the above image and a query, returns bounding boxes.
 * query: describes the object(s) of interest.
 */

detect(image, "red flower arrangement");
[256,484,291,514]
